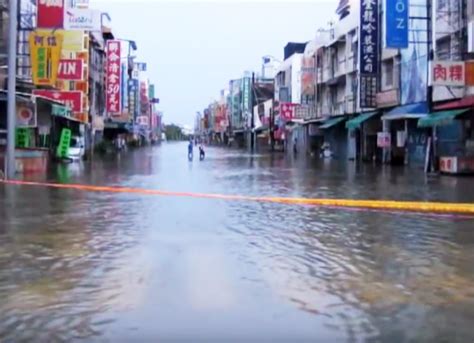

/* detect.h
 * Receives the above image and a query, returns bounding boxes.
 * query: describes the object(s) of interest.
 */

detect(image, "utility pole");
[251,72,255,152]
[6,0,18,179]
[427,0,436,172]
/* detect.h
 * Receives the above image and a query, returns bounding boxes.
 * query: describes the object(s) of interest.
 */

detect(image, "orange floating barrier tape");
[1,179,474,215]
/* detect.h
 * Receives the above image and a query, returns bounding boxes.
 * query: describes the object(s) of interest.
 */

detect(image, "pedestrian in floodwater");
[188,141,193,160]
[199,145,205,161]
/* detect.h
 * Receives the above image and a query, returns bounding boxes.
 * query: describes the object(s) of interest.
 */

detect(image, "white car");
[67,136,85,161]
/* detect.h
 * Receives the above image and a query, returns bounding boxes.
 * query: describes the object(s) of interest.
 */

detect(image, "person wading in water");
[188,140,194,160]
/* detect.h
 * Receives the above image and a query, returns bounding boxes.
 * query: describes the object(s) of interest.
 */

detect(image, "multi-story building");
[311,7,360,160]
[419,0,474,173]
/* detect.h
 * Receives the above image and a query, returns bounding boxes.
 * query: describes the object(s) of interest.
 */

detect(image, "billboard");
[401,0,428,105]
[58,59,84,80]
[359,0,379,108]
[301,56,315,97]
[37,0,65,29]
[64,8,101,31]
[33,90,83,113]
[106,40,122,115]
[29,31,63,86]
[385,0,409,48]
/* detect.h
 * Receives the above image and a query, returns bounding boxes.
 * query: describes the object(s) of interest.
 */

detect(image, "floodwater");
[1,142,474,342]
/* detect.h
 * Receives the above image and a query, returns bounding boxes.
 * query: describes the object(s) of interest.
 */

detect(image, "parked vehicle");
[67,136,85,161]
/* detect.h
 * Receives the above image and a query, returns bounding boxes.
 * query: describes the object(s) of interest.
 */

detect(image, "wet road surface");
[1,142,474,342]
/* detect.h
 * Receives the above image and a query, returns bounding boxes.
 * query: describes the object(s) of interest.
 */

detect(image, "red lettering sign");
[279,103,297,121]
[57,59,84,80]
[37,0,64,29]
[432,61,465,86]
[106,41,122,116]
[433,64,447,82]
[33,90,83,113]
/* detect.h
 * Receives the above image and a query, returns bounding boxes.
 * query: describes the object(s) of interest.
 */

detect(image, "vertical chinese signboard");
[106,40,122,116]
[37,0,65,29]
[359,0,379,109]
[128,79,139,120]
[385,0,409,48]
[29,31,63,86]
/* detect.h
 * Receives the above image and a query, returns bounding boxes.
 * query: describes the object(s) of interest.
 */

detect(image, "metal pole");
[6,0,18,179]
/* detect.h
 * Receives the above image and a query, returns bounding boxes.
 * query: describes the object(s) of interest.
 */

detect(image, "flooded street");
[1,142,474,342]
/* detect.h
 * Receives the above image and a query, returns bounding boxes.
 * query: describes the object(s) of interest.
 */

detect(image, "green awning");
[319,116,346,129]
[345,112,379,130]
[418,109,469,128]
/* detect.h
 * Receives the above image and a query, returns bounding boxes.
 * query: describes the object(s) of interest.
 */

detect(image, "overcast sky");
[91,0,337,126]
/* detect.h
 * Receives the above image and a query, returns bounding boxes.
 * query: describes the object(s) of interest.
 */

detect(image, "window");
[436,37,451,60]
[383,59,394,88]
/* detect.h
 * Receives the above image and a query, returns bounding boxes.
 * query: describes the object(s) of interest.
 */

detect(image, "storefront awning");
[434,95,474,111]
[345,111,379,130]
[319,116,346,129]
[51,104,82,122]
[418,109,470,128]
[381,102,428,121]
[0,90,33,103]
[304,117,325,124]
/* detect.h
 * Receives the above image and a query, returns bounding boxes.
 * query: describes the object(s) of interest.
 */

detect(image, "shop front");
[346,111,381,162]
[381,102,429,166]
[418,96,474,174]
[1,92,71,174]
[304,119,324,157]
[319,116,347,159]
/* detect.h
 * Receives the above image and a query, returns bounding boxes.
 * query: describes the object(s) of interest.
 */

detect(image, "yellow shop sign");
[29,31,63,86]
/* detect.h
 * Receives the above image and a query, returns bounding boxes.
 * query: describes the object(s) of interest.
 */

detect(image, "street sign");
[385,0,409,48]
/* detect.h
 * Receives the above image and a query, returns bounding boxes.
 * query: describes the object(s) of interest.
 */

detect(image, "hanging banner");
[64,8,101,31]
[58,59,84,80]
[385,0,409,48]
[33,90,83,113]
[37,0,65,29]
[359,0,379,108]
[29,31,64,86]
[106,40,122,116]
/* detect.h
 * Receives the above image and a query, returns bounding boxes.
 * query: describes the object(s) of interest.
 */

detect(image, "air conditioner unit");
[469,21,474,53]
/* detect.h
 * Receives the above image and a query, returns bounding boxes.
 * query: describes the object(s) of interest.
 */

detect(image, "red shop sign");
[37,0,65,29]
[279,102,297,121]
[58,59,84,80]
[33,90,83,113]
[106,40,122,116]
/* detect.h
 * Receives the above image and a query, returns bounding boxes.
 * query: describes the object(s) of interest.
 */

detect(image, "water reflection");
[1,143,474,341]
